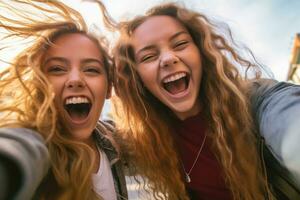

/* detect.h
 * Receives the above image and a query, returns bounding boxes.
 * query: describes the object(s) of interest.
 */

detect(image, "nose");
[65,70,85,89]
[159,51,179,68]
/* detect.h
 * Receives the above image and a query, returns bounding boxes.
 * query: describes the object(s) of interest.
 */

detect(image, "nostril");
[65,80,85,88]
[161,59,178,68]
[160,52,179,68]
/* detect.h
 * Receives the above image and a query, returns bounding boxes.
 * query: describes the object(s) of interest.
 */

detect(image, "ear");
[106,83,112,99]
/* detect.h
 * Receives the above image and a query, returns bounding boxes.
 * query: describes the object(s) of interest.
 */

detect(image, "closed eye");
[140,54,157,63]
[47,65,66,74]
[174,40,189,50]
[84,67,102,75]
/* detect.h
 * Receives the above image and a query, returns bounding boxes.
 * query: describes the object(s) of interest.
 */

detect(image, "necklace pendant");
[185,173,191,183]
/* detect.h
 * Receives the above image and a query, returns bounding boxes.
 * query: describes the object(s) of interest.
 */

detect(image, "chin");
[171,103,199,119]
[172,104,194,113]
[70,128,93,141]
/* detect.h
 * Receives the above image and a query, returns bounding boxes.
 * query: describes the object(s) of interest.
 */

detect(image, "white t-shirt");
[92,148,117,200]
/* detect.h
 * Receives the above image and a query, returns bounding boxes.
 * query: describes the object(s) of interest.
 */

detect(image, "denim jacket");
[0,128,50,200]
[250,79,300,199]
[94,121,128,200]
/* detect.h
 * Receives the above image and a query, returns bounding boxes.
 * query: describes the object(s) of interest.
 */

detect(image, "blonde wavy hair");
[112,3,274,200]
[0,1,113,199]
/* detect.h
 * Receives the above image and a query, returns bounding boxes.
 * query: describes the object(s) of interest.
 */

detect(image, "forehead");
[131,15,188,47]
[45,33,103,59]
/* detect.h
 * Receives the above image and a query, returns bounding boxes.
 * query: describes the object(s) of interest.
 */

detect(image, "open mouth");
[64,97,92,122]
[162,72,190,95]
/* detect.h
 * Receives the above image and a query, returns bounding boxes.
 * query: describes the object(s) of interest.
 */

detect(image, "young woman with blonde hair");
[0,1,127,199]
[112,2,300,200]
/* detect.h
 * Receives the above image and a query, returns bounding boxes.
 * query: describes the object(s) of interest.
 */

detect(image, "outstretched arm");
[0,128,50,200]
[251,80,300,188]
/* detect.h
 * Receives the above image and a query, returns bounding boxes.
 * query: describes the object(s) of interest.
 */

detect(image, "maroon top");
[174,113,232,200]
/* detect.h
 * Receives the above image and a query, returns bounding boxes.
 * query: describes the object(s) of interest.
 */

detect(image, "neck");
[176,100,202,120]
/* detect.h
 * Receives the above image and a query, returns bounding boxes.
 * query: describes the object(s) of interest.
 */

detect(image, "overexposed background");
[66,0,300,81]
[64,0,300,118]
[2,0,299,124]
[2,0,299,81]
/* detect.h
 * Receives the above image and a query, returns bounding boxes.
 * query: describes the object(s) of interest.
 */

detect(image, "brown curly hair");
[112,3,274,200]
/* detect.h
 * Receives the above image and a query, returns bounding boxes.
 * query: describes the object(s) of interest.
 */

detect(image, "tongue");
[66,104,90,122]
[164,77,187,94]
[69,110,89,121]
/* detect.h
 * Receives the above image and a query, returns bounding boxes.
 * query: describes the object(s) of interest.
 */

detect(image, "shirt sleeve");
[252,80,300,188]
[0,128,50,200]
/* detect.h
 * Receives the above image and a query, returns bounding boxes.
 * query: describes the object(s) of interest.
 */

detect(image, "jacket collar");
[93,122,119,165]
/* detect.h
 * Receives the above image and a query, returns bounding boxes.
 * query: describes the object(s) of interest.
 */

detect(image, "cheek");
[137,66,155,86]
[91,79,108,99]
[185,46,201,65]
[48,78,64,96]
[186,53,202,74]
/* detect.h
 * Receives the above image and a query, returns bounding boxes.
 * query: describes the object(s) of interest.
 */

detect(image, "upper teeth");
[163,72,186,83]
[65,97,90,105]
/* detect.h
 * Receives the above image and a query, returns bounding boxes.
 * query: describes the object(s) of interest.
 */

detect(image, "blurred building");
[287,33,300,83]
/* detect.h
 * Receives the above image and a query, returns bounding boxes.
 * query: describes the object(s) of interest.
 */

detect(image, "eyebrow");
[170,31,189,41]
[135,31,189,56]
[81,58,103,66]
[43,57,103,66]
[43,57,68,66]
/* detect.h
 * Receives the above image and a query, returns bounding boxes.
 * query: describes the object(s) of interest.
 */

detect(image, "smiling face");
[43,33,109,142]
[131,16,202,120]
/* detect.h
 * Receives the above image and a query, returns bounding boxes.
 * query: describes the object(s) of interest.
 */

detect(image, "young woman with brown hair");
[112,2,300,200]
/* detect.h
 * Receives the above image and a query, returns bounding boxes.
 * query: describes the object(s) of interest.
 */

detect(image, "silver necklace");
[182,134,207,183]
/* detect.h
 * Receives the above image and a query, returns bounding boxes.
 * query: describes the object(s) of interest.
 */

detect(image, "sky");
[1,0,299,80]
[67,0,299,117]
[1,0,299,117]
[65,0,300,81]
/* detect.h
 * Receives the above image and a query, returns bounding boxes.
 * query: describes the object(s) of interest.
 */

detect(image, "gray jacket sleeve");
[0,128,50,200]
[250,79,300,188]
